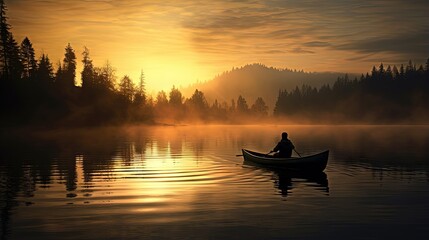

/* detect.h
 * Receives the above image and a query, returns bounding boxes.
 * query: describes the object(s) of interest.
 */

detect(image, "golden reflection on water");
[2,125,429,239]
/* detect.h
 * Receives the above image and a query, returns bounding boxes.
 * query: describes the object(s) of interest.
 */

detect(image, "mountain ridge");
[182,63,357,109]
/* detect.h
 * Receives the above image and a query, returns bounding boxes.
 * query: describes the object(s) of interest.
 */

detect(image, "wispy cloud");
[336,30,429,55]
[6,0,429,91]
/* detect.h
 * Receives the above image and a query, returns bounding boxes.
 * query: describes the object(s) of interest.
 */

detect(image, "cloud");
[6,0,429,85]
[336,30,429,56]
[303,41,331,47]
[181,0,429,60]
[289,47,315,54]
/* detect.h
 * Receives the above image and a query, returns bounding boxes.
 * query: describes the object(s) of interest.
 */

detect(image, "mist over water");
[1,125,429,239]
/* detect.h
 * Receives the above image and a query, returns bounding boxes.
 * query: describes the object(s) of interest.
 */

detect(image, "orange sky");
[7,0,429,93]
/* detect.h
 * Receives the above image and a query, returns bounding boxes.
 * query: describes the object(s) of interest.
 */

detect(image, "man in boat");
[271,132,295,158]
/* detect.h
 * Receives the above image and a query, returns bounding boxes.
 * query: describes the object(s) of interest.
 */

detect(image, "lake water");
[1,125,429,240]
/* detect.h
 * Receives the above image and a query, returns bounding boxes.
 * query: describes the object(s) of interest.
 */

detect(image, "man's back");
[274,139,294,157]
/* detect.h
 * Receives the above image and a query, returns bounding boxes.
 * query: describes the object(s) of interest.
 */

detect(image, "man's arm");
[273,142,280,152]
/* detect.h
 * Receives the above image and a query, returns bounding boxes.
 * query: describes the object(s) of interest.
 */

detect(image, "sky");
[6,0,429,93]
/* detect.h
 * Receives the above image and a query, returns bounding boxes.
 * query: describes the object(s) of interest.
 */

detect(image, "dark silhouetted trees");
[169,86,183,107]
[81,46,95,91]
[134,70,146,105]
[57,43,76,92]
[0,0,21,82]
[184,89,209,120]
[0,0,8,78]
[95,61,116,92]
[236,95,249,114]
[251,97,269,117]
[186,89,208,110]
[1,0,12,80]
[20,37,36,80]
[119,75,135,102]
[156,91,168,108]
[274,60,429,123]
[35,54,54,86]
[1,0,428,126]
[167,86,184,121]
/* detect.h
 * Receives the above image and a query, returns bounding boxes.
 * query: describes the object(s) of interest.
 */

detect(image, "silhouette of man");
[271,132,295,158]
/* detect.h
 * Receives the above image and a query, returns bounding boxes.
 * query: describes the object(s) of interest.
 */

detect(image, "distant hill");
[182,63,356,109]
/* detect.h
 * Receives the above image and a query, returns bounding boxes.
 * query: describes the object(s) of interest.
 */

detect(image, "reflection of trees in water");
[169,137,183,160]
[133,132,148,156]
[156,137,169,156]
[0,137,54,240]
[0,129,128,238]
[56,151,77,192]
[148,126,205,160]
[139,127,188,159]
[119,141,134,165]
[1,161,22,240]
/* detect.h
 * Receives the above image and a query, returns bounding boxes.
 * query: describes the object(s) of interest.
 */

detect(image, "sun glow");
[7,0,429,95]
[123,56,209,93]
[101,21,214,93]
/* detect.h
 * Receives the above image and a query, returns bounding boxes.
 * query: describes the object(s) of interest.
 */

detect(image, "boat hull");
[242,149,329,172]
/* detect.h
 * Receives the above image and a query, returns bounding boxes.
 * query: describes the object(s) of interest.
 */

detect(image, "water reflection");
[1,125,429,239]
[275,171,329,197]
[243,161,329,198]
[1,129,124,238]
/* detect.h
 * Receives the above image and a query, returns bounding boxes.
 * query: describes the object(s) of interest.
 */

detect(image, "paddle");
[294,149,302,157]
[236,151,272,157]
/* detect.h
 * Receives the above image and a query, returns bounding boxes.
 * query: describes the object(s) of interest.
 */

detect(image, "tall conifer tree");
[0,0,21,81]
[61,43,76,89]
[81,46,94,90]
[20,37,36,79]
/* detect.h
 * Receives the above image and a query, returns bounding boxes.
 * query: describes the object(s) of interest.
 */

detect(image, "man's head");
[282,132,288,139]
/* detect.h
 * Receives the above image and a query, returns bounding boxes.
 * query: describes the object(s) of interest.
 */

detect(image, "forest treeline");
[0,1,269,127]
[183,63,344,109]
[274,61,429,123]
[1,0,429,127]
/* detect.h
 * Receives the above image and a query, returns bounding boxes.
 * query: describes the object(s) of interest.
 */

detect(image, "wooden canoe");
[242,149,329,172]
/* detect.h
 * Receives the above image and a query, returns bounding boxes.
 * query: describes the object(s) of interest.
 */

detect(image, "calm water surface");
[1,125,429,239]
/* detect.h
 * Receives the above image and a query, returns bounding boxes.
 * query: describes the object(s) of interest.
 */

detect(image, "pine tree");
[134,69,146,105]
[60,43,76,89]
[236,95,249,113]
[169,85,183,106]
[392,65,399,79]
[398,64,405,81]
[0,0,9,79]
[20,37,36,79]
[370,66,378,80]
[119,75,135,102]
[81,46,94,90]
[5,34,21,80]
[385,65,393,81]
[36,54,54,85]
[156,90,168,107]
[251,97,268,116]
[0,0,22,81]
[138,69,145,96]
[187,89,208,111]
[95,61,116,91]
